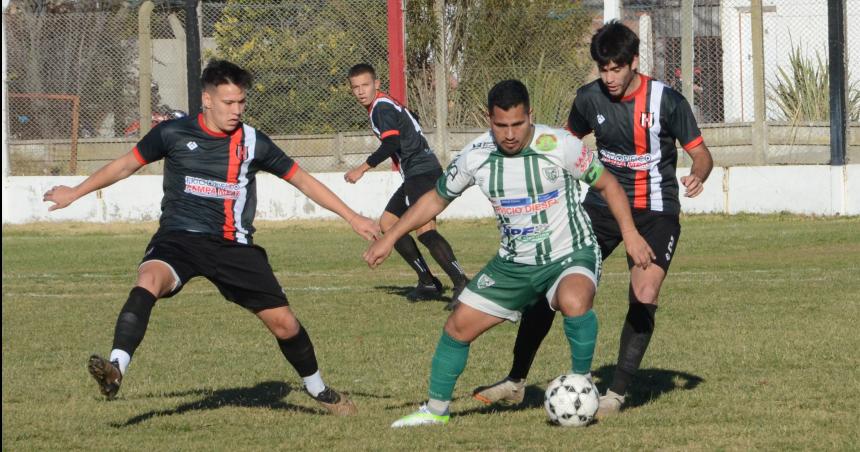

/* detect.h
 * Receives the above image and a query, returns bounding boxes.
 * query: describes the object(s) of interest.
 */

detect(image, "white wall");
[3,165,858,225]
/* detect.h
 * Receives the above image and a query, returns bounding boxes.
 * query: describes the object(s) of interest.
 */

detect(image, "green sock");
[563,310,598,374]
[428,330,470,401]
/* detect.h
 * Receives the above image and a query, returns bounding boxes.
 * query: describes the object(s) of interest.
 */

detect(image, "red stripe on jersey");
[198,113,228,138]
[683,135,704,151]
[632,76,649,210]
[380,130,400,139]
[131,146,147,165]
[281,163,299,181]
[222,128,243,241]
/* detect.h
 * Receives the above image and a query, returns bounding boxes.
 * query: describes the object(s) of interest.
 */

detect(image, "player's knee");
[555,294,593,317]
[268,314,301,340]
[417,229,441,246]
[136,263,175,297]
[630,284,659,305]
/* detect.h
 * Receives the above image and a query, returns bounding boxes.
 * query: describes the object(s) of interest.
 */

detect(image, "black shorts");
[584,204,681,272]
[140,230,288,311]
[384,169,443,218]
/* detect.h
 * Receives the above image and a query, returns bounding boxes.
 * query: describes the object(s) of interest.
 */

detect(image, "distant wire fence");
[3,0,855,175]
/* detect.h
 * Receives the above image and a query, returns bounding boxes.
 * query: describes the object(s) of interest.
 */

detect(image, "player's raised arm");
[286,166,380,241]
[43,150,144,211]
[591,171,655,269]
[363,190,449,269]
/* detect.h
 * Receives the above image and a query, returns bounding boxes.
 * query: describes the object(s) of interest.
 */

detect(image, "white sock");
[303,370,326,397]
[427,398,450,415]
[109,349,131,375]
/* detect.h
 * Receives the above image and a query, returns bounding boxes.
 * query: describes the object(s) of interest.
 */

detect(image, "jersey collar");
[197,113,232,138]
[620,73,650,102]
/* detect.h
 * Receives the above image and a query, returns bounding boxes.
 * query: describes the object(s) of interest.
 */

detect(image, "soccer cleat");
[307,387,358,416]
[87,354,123,400]
[472,377,526,405]
[391,404,449,428]
[444,277,470,311]
[594,389,625,420]
[406,277,444,302]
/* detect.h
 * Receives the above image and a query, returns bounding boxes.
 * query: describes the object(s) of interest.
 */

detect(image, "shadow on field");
[374,285,452,302]
[593,365,705,410]
[112,381,317,427]
[454,366,703,419]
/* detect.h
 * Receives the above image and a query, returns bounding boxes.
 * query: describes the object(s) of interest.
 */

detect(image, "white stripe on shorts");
[457,287,522,322]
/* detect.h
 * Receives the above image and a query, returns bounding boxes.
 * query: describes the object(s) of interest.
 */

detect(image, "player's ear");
[631,55,640,72]
[529,108,535,123]
[374,78,381,91]
[201,90,212,110]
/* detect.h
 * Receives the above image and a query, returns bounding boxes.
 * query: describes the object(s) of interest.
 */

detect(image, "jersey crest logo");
[542,167,560,182]
[235,144,248,162]
[640,112,655,128]
[597,114,606,124]
[534,134,558,152]
[186,141,198,151]
[477,274,496,289]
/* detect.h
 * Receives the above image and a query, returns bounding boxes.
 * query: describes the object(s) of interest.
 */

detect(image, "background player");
[363,80,654,427]
[43,59,379,416]
[472,21,714,419]
[345,63,468,308]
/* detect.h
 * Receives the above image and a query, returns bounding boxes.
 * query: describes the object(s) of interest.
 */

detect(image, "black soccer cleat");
[87,354,122,400]
[307,386,357,416]
[406,277,444,302]
[445,277,470,311]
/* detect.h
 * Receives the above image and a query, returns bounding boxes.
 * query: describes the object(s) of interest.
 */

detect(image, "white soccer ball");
[544,373,599,427]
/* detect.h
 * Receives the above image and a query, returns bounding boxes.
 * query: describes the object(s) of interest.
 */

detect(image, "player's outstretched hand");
[623,232,655,270]
[43,185,76,211]
[680,174,704,198]
[349,215,381,241]
[363,239,393,269]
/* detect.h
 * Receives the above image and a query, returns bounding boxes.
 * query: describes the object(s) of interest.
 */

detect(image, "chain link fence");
[3,0,855,175]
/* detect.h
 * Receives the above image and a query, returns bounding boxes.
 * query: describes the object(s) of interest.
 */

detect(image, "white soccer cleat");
[595,389,625,420]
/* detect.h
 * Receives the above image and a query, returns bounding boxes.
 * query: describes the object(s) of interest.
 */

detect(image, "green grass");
[3,215,859,451]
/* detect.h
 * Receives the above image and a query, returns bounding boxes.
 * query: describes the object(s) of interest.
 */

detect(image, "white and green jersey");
[437,124,604,265]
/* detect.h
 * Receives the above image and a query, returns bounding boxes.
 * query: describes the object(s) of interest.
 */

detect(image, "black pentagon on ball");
[550,387,559,397]
[561,413,573,419]
[574,398,581,409]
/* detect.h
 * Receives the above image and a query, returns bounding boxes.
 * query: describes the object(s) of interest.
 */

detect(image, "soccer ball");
[544,373,599,427]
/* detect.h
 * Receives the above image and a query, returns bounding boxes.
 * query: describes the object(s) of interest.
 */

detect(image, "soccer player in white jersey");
[473,21,714,420]
[363,79,655,427]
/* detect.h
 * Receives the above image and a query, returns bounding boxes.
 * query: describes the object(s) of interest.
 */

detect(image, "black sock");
[393,234,434,285]
[277,325,319,378]
[610,290,658,396]
[508,300,556,380]
[418,230,467,286]
[112,287,157,357]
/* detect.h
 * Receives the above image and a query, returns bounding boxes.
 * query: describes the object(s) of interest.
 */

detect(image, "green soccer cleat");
[391,404,450,428]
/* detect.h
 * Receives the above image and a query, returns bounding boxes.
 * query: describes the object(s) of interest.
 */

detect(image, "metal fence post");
[680,0,694,105]
[828,0,846,166]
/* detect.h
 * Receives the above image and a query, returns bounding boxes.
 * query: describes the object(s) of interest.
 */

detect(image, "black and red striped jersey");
[368,92,441,178]
[133,114,297,244]
[567,74,704,214]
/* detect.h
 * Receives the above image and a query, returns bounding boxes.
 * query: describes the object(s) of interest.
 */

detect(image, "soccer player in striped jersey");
[363,79,654,427]
[472,21,714,419]
[345,64,468,308]
[43,60,379,415]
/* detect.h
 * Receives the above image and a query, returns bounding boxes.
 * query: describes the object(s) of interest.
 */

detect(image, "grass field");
[3,215,859,451]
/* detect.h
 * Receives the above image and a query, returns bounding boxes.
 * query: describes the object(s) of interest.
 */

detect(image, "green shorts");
[458,245,602,322]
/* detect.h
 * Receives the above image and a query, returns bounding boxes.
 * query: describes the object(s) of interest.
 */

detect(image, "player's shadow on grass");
[374,285,452,302]
[112,381,317,427]
[455,366,703,418]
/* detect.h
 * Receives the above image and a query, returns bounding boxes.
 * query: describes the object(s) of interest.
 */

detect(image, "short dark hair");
[348,63,376,79]
[201,59,253,91]
[487,79,530,113]
[590,20,640,68]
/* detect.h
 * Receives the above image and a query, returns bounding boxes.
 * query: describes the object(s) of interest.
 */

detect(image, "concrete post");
[751,0,768,164]
[433,0,449,163]
[138,1,154,139]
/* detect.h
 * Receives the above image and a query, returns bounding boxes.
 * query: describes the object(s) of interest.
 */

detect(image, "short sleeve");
[255,132,297,180]
[566,93,592,138]
[371,103,400,139]
[664,90,703,151]
[561,133,604,187]
[436,151,474,201]
[133,124,169,164]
